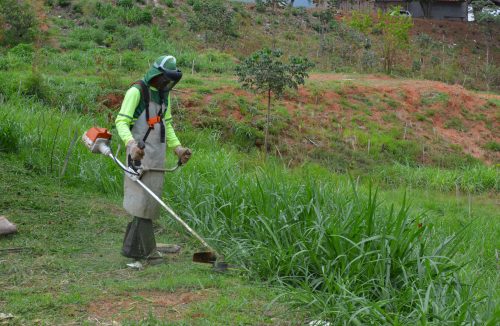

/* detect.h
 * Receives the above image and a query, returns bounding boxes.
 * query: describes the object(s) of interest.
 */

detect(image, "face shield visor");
[153,56,182,91]
[158,68,183,91]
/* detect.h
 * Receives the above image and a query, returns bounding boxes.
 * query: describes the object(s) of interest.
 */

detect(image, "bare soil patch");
[87,289,209,323]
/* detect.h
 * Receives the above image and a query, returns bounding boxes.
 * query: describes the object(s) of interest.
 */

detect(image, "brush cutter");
[82,127,227,272]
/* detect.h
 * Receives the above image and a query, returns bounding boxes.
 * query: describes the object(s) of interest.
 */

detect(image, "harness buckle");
[147,116,161,128]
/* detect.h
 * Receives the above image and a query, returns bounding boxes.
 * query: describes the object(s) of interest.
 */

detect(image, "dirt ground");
[87,290,210,323]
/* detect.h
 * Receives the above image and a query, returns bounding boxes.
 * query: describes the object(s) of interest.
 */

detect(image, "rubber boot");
[121,217,156,259]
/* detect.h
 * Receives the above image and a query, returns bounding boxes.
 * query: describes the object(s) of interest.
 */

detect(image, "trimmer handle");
[130,141,146,171]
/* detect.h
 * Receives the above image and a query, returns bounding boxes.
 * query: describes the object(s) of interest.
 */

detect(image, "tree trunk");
[265,88,271,158]
[420,1,433,19]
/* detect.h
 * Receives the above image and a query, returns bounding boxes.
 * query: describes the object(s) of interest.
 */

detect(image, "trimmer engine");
[82,127,113,156]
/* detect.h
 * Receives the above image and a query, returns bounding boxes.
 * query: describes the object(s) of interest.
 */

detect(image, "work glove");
[175,146,191,165]
[127,140,145,161]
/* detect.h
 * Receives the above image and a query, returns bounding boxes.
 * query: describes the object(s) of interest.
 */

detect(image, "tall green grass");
[377,164,499,193]
[162,150,490,323]
[1,97,496,324]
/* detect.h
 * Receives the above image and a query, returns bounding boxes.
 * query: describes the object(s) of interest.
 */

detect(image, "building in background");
[374,0,468,20]
[331,0,468,21]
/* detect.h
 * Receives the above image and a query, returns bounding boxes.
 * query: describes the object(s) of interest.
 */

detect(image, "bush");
[484,141,500,152]
[0,0,38,46]
[22,72,53,103]
[0,115,20,153]
[117,0,134,8]
[117,31,144,50]
[57,0,71,7]
[163,0,174,8]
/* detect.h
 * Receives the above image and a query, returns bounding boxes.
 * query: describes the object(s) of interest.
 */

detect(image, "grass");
[0,154,297,325]
[0,94,498,323]
[376,164,499,193]
[0,1,499,323]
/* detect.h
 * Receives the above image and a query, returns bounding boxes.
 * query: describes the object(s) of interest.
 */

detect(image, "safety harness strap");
[131,80,166,144]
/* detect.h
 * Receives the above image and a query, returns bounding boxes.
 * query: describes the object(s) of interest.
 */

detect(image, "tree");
[350,8,412,73]
[470,0,500,22]
[312,4,337,55]
[188,0,237,49]
[236,49,314,155]
[418,0,435,18]
[376,9,413,73]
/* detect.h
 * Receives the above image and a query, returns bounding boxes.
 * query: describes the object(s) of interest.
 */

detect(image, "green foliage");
[378,164,499,193]
[236,48,314,98]
[350,8,412,73]
[167,160,486,323]
[93,2,152,26]
[117,30,145,50]
[420,91,449,106]
[483,141,500,152]
[188,0,237,49]
[257,0,287,12]
[0,0,38,46]
[57,0,71,7]
[0,114,20,153]
[349,10,373,33]
[236,48,313,152]
[116,0,134,8]
[163,0,174,8]
[444,117,467,132]
[21,72,52,103]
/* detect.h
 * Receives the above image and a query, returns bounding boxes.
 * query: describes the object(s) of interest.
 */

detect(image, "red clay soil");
[87,290,209,323]
[177,73,499,163]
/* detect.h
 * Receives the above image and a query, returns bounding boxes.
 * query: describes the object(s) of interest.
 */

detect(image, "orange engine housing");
[85,127,112,142]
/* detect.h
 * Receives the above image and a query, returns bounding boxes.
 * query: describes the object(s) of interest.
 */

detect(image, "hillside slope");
[102,72,499,170]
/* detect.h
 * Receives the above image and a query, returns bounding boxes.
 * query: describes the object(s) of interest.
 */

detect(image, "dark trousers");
[122,217,156,259]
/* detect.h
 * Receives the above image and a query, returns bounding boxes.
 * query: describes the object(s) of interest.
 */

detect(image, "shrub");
[57,0,71,7]
[0,115,20,153]
[116,0,134,8]
[117,31,145,50]
[484,141,500,152]
[188,0,237,49]
[0,0,38,46]
[444,117,467,132]
[120,51,142,71]
[22,72,53,103]
[124,7,153,25]
[163,0,174,8]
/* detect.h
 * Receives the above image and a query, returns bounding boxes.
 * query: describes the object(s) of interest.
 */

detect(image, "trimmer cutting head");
[193,251,217,264]
[192,251,228,272]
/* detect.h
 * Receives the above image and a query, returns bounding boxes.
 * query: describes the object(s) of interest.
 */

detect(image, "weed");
[444,117,467,132]
[415,112,428,121]
[483,141,500,152]
[0,115,20,153]
[420,91,449,106]
[382,112,398,123]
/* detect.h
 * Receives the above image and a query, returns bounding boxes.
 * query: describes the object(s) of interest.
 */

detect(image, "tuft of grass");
[376,164,499,193]
[444,117,467,132]
[483,141,500,152]
[420,91,449,106]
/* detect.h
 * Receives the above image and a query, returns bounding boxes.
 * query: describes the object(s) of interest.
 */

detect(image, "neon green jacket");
[115,87,181,148]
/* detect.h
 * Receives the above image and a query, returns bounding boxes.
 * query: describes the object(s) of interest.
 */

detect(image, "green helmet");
[144,55,181,89]
[153,55,177,70]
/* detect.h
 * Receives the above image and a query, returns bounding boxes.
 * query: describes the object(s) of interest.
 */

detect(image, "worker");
[115,55,191,262]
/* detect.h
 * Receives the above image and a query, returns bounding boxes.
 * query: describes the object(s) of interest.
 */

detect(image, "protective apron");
[123,90,166,220]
